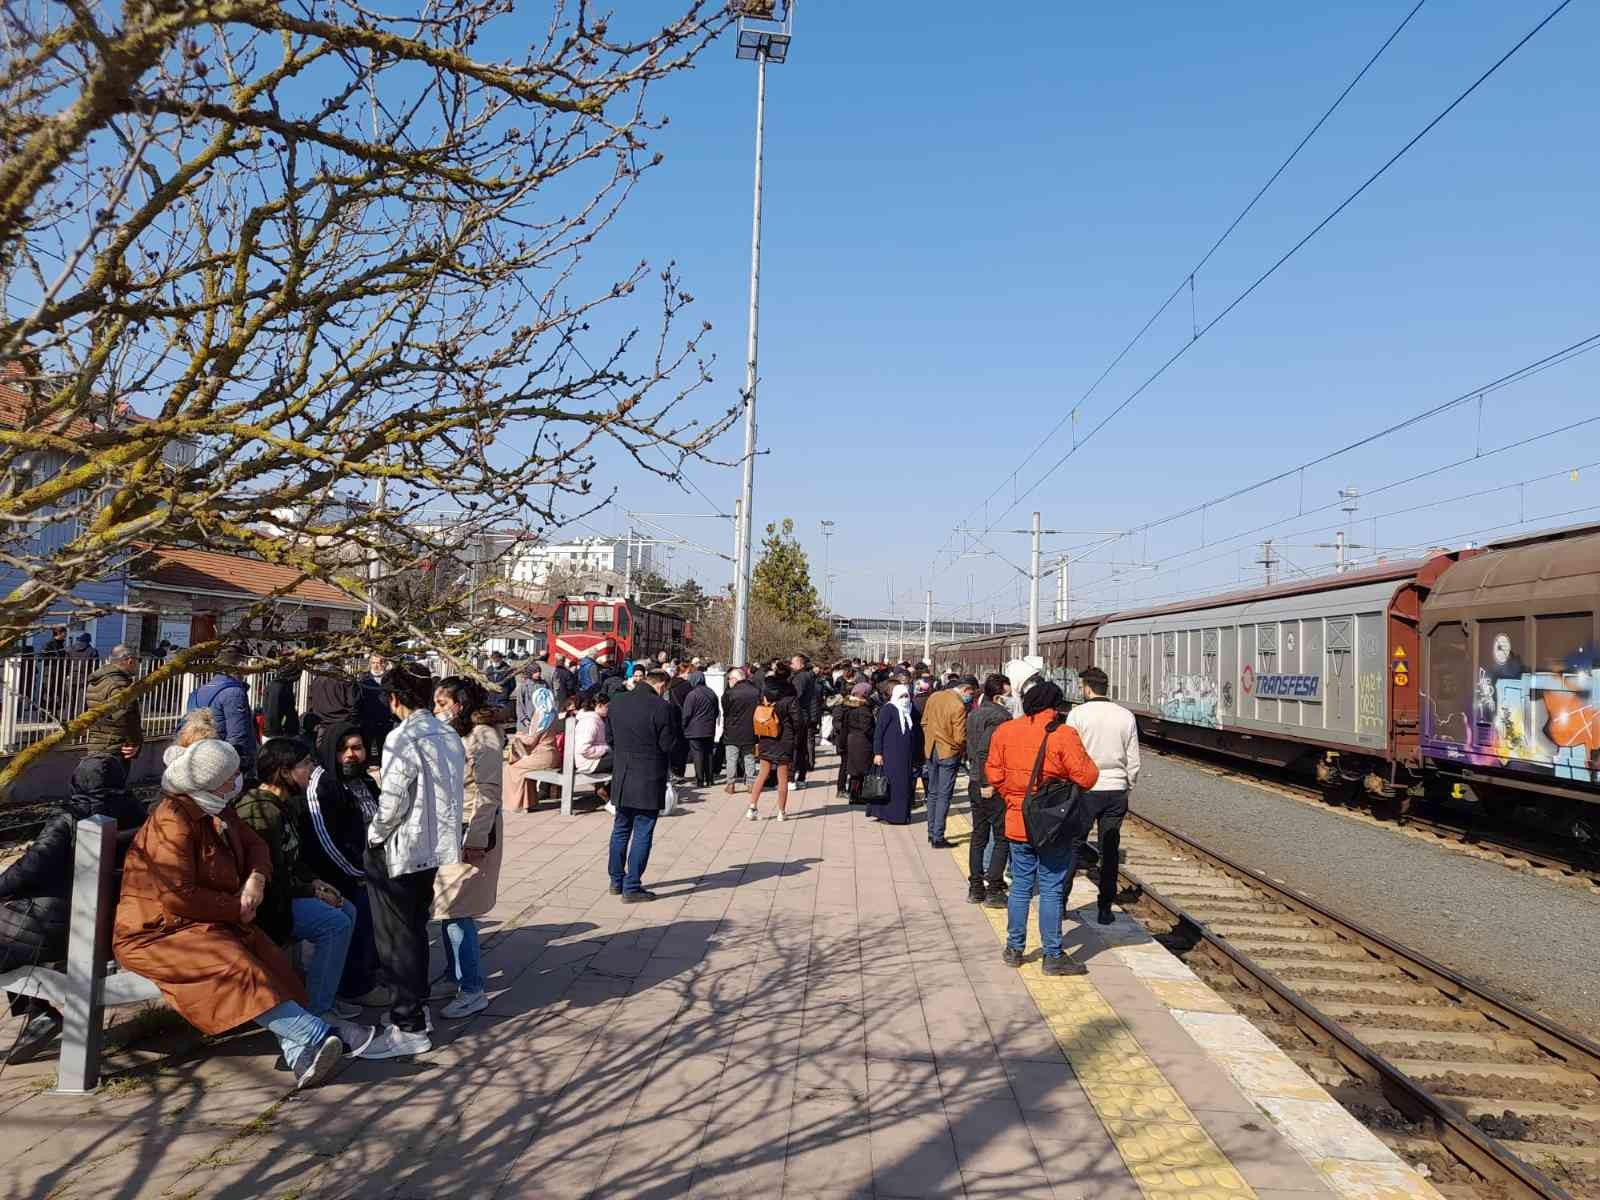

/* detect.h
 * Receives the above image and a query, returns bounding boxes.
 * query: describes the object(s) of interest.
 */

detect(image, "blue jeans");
[925,753,959,842]
[441,918,485,994]
[256,1000,331,1063]
[291,896,355,1016]
[608,807,659,894]
[1006,839,1078,958]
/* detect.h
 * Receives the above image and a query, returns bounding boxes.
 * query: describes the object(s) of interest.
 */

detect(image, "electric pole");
[1028,511,1041,658]
[923,589,932,665]
[1258,539,1279,587]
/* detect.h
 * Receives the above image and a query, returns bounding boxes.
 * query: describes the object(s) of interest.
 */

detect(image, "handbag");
[663,780,680,816]
[1020,717,1088,851]
[860,770,889,803]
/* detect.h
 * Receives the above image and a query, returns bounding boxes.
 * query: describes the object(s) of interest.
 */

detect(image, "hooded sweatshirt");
[302,720,379,887]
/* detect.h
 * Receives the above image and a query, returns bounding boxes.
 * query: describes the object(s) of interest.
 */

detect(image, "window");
[565,602,589,632]
[1534,612,1593,674]
[1475,617,1526,727]
[616,604,632,642]
[552,606,564,635]
[591,604,615,632]
[1426,621,1469,745]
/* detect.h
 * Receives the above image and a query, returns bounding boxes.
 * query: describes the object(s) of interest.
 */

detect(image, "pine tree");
[751,518,827,639]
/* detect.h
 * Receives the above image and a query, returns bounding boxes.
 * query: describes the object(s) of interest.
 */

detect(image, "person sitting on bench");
[0,753,144,1063]
[573,691,614,803]
[113,738,373,1090]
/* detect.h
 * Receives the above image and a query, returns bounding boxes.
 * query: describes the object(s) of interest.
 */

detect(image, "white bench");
[0,815,161,1093]
[525,716,612,817]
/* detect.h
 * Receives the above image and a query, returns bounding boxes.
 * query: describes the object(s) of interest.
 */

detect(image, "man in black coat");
[306,666,360,748]
[720,669,760,793]
[788,654,819,783]
[606,669,682,903]
[664,664,693,782]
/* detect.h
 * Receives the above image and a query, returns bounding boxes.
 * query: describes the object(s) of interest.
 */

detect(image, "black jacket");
[666,677,692,711]
[357,674,395,745]
[721,680,761,750]
[791,669,819,725]
[0,755,142,950]
[301,720,378,889]
[757,680,798,765]
[608,685,682,812]
[682,683,720,740]
[832,698,877,777]
[551,665,577,710]
[263,667,301,737]
[308,671,360,728]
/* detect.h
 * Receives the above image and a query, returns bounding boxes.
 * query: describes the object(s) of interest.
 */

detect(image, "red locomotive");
[546,595,692,667]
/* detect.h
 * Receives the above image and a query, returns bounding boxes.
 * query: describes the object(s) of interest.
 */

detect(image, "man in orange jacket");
[985,675,1099,975]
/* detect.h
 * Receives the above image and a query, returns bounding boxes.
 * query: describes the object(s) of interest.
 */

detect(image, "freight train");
[934,522,1600,841]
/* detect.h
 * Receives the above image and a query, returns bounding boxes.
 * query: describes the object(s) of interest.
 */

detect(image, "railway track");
[1148,744,1600,892]
[1117,812,1600,1200]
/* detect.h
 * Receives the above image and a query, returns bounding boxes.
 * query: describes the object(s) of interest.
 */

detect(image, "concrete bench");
[525,716,611,817]
[0,815,161,1093]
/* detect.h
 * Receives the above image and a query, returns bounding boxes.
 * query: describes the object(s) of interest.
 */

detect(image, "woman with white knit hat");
[115,738,373,1089]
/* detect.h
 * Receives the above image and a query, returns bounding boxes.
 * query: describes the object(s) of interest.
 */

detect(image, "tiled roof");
[0,361,148,440]
[132,544,363,610]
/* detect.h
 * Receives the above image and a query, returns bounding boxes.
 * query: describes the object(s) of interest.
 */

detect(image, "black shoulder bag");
[1020,716,1088,852]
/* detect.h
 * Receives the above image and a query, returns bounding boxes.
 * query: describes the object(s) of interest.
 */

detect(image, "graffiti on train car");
[1426,627,1600,784]
[1158,673,1220,728]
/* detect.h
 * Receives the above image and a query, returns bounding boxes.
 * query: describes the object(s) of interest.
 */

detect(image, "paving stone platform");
[0,752,1441,1200]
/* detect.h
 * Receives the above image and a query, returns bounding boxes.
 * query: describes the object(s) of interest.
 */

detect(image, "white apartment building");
[498,535,653,587]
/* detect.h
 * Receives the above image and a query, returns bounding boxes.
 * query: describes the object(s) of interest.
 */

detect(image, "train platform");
[0,762,1444,1200]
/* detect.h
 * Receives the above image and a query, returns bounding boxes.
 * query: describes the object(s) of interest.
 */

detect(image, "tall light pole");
[819,518,834,616]
[729,2,793,669]
[1027,511,1042,659]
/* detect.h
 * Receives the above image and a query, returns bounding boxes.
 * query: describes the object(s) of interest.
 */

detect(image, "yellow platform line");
[943,810,1258,1200]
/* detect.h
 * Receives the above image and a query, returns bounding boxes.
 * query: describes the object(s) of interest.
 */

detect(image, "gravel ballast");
[1126,751,1600,1038]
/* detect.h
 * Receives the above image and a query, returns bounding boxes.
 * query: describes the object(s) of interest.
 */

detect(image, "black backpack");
[1021,715,1089,851]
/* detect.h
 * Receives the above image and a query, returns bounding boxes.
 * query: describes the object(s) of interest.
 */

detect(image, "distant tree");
[697,596,834,667]
[631,569,710,621]
[751,518,827,639]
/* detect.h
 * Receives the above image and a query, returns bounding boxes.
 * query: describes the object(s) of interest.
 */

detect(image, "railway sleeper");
[1316,1002,1490,1030]
[1222,934,1369,958]
[1447,1098,1600,1124]
[1245,953,1406,976]
[1345,1027,1544,1058]
[1388,1059,1598,1089]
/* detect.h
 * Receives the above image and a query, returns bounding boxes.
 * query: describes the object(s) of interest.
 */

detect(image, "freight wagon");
[934,522,1600,837]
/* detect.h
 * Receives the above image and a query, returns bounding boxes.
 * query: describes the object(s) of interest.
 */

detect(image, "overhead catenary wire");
[935,0,1432,568]
[936,0,1576,578]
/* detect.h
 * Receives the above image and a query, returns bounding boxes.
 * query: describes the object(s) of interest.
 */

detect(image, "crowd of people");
[0,638,1140,1089]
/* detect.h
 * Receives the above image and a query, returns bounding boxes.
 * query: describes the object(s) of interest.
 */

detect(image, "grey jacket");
[369,710,466,876]
[965,699,1010,779]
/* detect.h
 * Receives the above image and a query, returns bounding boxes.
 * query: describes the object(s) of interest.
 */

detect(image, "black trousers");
[966,778,1009,893]
[1075,789,1128,909]
[689,737,716,785]
[364,848,437,1033]
[792,722,812,780]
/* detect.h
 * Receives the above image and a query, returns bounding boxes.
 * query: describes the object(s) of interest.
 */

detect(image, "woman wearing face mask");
[430,677,504,1019]
[234,738,360,1026]
[870,684,919,826]
[114,739,372,1090]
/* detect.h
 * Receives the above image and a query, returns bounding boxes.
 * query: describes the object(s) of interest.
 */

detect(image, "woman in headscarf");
[832,682,878,801]
[871,683,919,825]
[114,739,372,1089]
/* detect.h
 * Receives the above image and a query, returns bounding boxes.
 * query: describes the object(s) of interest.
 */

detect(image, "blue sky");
[555,0,1600,626]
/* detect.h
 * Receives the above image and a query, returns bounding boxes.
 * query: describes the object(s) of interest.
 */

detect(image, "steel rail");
[1122,811,1600,1200]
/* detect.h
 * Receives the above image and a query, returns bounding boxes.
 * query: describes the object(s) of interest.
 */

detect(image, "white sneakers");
[773,810,786,823]
[605,800,617,815]
[442,990,488,1019]
[358,1025,431,1060]
[745,806,758,822]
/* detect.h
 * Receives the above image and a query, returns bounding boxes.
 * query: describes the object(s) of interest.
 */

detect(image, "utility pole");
[923,589,932,665]
[1055,554,1068,623]
[730,496,743,610]
[1027,510,1041,658]
[623,527,634,599]
[1258,539,1279,587]
[819,519,834,617]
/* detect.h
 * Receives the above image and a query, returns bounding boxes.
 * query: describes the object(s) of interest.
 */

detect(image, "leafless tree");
[0,0,737,784]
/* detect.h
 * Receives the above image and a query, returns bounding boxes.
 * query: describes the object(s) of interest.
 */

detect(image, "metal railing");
[0,655,314,757]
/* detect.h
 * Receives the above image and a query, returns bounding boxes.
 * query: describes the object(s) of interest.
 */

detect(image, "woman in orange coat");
[114,739,371,1089]
[984,677,1099,976]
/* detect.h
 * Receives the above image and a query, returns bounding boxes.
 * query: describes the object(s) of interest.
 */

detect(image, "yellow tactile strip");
[943,811,1257,1200]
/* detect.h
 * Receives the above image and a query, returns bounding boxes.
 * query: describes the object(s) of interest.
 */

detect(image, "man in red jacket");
[985,676,1099,975]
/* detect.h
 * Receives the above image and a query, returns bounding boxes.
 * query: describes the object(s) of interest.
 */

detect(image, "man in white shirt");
[1065,666,1140,925]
